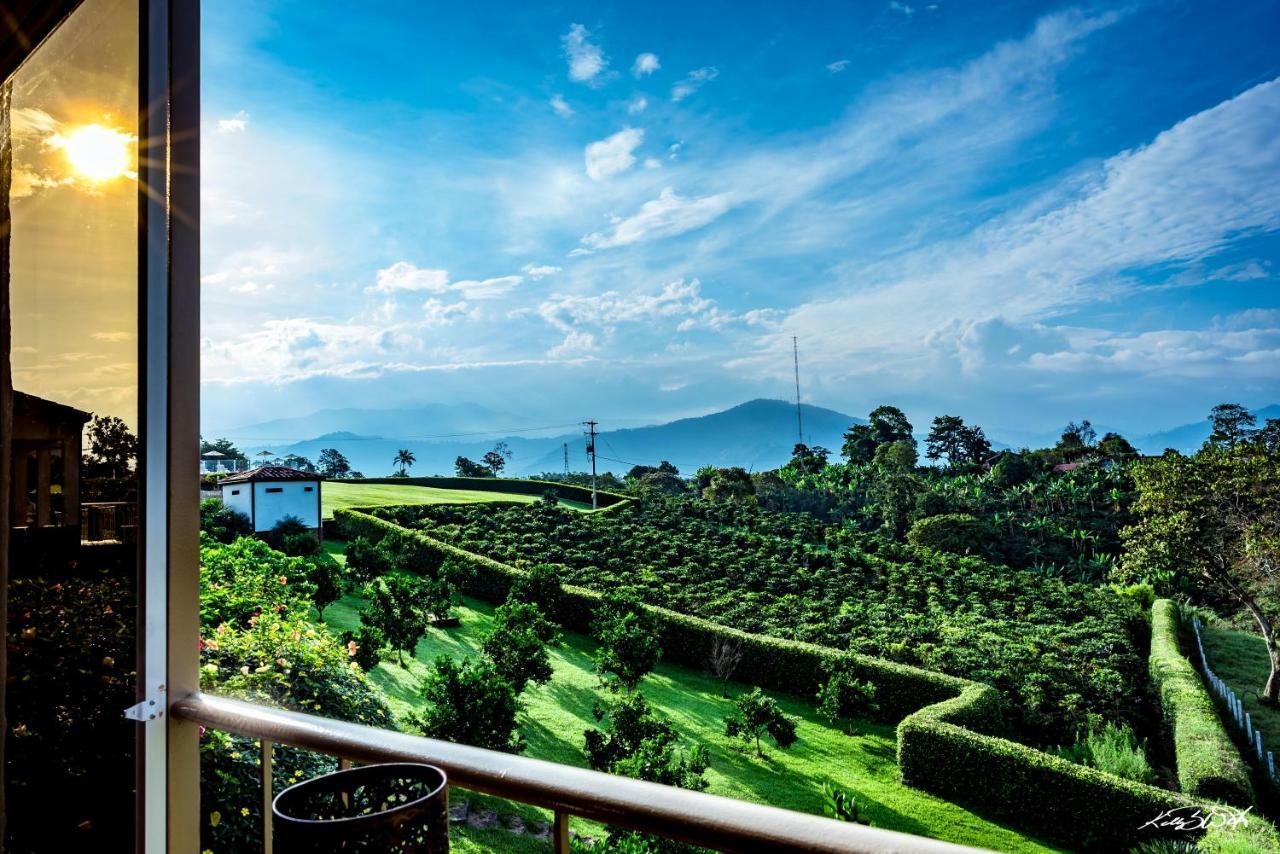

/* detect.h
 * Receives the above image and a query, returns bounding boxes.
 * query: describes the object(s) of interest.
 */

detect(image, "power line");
[222,422,583,443]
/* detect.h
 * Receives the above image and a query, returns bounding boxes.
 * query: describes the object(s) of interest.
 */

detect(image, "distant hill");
[1131,404,1280,455]
[214,402,508,446]
[252,399,862,478]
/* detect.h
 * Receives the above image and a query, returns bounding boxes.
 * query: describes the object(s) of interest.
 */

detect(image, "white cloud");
[632,53,661,78]
[826,60,851,73]
[550,95,574,118]
[368,261,450,293]
[548,330,600,358]
[753,77,1280,387]
[450,275,523,300]
[522,264,562,279]
[643,158,661,170]
[581,187,735,249]
[584,127,644,181]
[671,67,718,102]
[422,298,470,326]
[889,2,915,15]
[218,110,250,133]
[627,95,649,115]
[538,278,715,333]
[562,23,607,84]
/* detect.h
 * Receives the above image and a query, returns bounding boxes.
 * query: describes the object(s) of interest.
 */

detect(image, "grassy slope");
[321,481,591,519]
[1200,621,1279,747]
[320,543,1057,853]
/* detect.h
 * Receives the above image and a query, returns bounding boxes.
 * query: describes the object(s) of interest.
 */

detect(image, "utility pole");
[793,336,806,473]
[793,336,804,447]
[583,420,599,510]
[563,442,569,474]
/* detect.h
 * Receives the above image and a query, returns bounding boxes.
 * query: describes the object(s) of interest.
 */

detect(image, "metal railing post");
[553,810,571,854]
[262,739,274,854]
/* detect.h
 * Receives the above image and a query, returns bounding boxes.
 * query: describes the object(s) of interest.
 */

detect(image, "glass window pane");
[2,0,140,849]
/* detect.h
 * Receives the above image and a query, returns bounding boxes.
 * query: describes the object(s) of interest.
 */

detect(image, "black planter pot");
[272,762,449,853]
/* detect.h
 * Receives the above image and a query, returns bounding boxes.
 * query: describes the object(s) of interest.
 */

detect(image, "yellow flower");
[240,807,250,817]
[209,811,221,827]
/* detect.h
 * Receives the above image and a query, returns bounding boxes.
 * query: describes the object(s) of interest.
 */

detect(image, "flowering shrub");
[199,533,316,629]
[199,537,393,853]
[7,574,136,850]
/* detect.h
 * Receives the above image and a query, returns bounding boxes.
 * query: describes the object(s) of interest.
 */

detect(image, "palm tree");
[393,449,416,476]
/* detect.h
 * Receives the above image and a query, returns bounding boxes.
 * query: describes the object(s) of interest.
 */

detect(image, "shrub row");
[899,694,1196,851]
[1149,599,1254,806]
[348,476,631,508]
[334,507,1233,850]
[335,507,966,719]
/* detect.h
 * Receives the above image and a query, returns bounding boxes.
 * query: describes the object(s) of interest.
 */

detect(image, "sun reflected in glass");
[53,124,133,182]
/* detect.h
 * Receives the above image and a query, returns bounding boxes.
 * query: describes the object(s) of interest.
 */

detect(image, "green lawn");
[1200,620,1279,748]
[321,481,592,520]
[320,542,1057,853]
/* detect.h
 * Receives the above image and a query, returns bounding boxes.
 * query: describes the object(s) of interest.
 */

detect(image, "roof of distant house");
[1052,462,1085,472]
[219,465,322,485]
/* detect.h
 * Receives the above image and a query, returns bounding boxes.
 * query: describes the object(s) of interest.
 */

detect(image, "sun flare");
[57,124,132,182]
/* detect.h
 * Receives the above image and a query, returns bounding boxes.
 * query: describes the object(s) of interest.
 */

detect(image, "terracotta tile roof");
[219,465,322,484]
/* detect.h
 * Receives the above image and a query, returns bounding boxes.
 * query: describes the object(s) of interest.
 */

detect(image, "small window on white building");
[265,487,283,493]
[230,489,240,495]
[304,486,313,492]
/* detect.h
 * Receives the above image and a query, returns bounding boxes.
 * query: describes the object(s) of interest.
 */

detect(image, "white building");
[219,466,323,536]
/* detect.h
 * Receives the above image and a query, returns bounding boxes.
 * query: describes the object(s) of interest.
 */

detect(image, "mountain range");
[225,399,860,478]
[216,399,1279,478]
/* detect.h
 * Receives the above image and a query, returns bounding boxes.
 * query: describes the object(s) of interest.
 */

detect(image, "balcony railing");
[174,692,986,854]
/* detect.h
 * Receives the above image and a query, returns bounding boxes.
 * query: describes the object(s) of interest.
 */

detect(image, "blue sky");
[199,1,1280,441]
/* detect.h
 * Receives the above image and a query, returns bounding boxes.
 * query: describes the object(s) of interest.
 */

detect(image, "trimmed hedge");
[335,507,1238,850]
[348,476,631,509]
[1149,599,1254,806]
[899,698,1195,851]
[335,506,965,719]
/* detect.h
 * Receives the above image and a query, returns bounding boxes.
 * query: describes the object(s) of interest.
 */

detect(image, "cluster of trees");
[1120,405,1280,703]
[384,498,1145,741]
[454,441,513,477]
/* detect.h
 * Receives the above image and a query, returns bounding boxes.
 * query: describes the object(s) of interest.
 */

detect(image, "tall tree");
[361,575,431,667]
[482,441,513,476]
[702,467,756,503]
[317,447,352,479]
[1121,445,1280,702]
[1058,420,1096,453]
[85,415,139,480]
[843,405,914,463]
[1207,403,1257,449]
[455,456,491,477]
[480,601,560,694]
[1097,432,1138,461]
[592,591,662,692]
[308,556,346,622]
[408,657,524,753]
[725,688,799,757]
[393,448,416,476]
[959,424,992,464]
[584,692,709,789]
[924,415,967,465]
